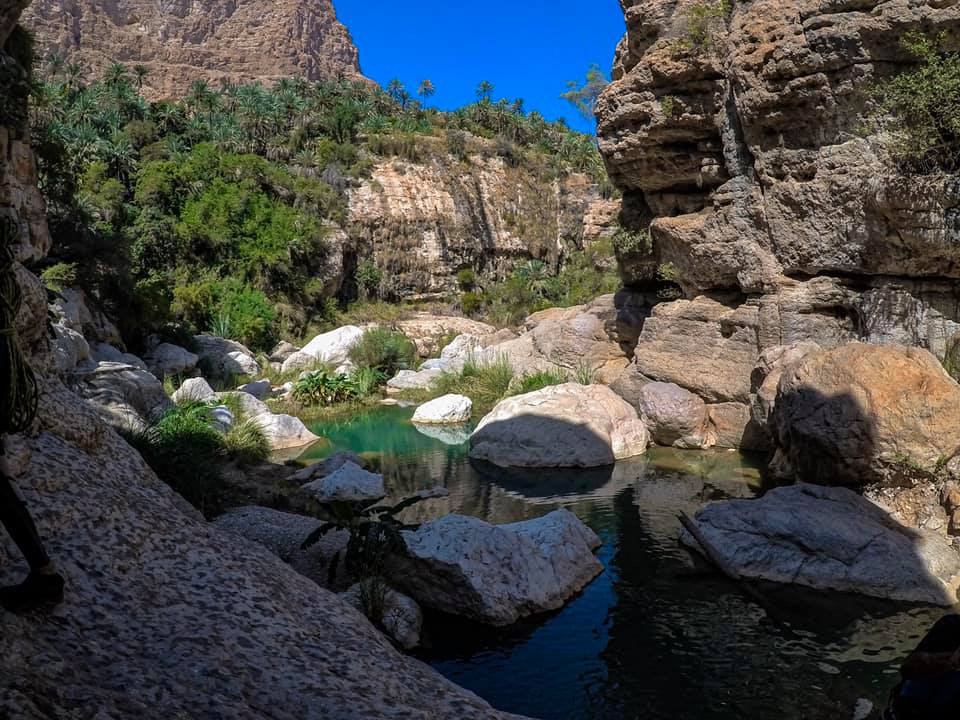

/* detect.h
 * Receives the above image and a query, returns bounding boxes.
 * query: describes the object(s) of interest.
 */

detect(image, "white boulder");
[172,377,216,404]
[68,361,174,431]
[302,461,386,503]
[440,334,482,360]
[389,509,602,625]
[470,383,650,467]
[682,484,960,605]
[282,326,364,374]
[412,394,473,424]
[252,413,320,451]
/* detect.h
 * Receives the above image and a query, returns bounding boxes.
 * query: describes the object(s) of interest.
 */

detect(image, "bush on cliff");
[874,31,960,172]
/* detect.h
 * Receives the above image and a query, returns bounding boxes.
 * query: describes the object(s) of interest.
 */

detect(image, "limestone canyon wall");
[597,0,960,452]
[23,0,366,98]
[348,152,618,298]
[0,3,523,716]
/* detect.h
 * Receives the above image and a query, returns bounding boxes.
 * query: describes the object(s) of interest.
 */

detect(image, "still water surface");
[299,405,948,720]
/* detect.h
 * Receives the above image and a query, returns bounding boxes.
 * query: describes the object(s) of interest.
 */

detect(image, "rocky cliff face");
[347,149,617,298]
[597,0,960,454]
[0,4,524,716]
[23,0,365,98]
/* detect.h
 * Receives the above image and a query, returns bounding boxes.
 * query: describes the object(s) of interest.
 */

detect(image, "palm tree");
[46,53,64,80]
[65,63,86,93]
[132,64,150,90]
[386,78,410,110]
[476,80,494,104]
[104,62,128,88]
[417,79,436,106]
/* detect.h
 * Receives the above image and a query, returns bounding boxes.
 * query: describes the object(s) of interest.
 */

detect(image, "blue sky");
[333,1,625,134]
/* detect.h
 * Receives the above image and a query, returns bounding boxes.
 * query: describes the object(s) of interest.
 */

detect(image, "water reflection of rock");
[413,423,471,446]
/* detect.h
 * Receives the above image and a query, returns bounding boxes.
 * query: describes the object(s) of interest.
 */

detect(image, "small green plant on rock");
[612,226,653,257]
[674,0,732,54]
[512,368,569,395]
[39,262,77,292]
[301,493,434,586]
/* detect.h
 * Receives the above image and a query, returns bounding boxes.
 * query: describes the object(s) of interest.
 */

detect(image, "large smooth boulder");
[252,413,320,451]
[389,509,603,625]
[682,484,960,605]
[412,394,472,424]
[440,333,483,361]
[282,326,364,374]
[302,461,386,503]
[144,341,198,379]
[637,382,712,449]
[68,361,174,431]
[172,377,216,404]
[470,383,650,467]
[770,343,960,484]
[194,335,260,378]
[387,368,442,391]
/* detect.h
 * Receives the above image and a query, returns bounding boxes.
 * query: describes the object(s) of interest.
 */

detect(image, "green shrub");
[512,369,568,396]
[40,262,78,292]
[456,268,477,291]
[348,327,417,377]
[675,0,731,53]
[223,418,270,465]
[355,261,383,300]
[292,368,356,406]
[872,31,960,171]
[124,402,225,513]
[350,366,387,398]
[612,226,652,257]
[428,356,515,413]
[460,290,484,315]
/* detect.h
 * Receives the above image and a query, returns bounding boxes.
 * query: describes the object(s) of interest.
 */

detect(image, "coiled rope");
[0,215,38,434]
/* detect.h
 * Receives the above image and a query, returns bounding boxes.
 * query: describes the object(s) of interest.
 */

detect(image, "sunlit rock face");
[597,0,960,364]
[23,0,366,99]
[598,0,960,467]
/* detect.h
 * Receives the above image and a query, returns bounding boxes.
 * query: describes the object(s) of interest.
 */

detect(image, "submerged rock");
[302,461,386,503]
[414,423,471,446]
[412,394,473,424]
[342,580,424,650]
[252,412,320,451]
[682,484,960,605]
[389,509,603,625]
[289,451,366,484]
[470,383,650,467]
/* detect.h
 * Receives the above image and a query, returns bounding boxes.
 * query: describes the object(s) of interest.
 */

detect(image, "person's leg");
[0,468,51,572]
[0,449,64,612]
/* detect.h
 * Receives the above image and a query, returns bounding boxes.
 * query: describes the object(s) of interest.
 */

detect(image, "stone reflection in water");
[302,407,951,720]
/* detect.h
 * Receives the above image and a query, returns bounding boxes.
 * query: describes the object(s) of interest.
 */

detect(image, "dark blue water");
[301,405,949,720]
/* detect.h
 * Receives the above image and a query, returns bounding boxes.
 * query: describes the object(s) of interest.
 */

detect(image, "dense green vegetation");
[124,399,269,514]
[461,238,619,326]
[29,59,611,351]
[872,31,960,172]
